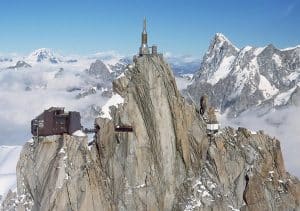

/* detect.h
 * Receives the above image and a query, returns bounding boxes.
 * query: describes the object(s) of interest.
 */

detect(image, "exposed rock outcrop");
[1,135,110,211]
[7,61,31,70]
[2,55,300,211]
[86,60,112,80]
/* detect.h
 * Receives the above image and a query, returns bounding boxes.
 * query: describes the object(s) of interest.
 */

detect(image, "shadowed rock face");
[86,59,112,80]
[3,55,300,211]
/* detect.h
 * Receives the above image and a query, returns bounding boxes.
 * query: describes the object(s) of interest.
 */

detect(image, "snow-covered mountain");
[26,48,63,64]
[186,33,300,117]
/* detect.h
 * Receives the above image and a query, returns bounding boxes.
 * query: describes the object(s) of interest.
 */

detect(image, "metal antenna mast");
[143,17,147,33]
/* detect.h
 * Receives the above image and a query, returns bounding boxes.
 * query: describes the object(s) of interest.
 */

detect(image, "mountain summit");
[212,33,239,51]
[27,48,61,64]
[187,33,300,117]
[194,33,239,84]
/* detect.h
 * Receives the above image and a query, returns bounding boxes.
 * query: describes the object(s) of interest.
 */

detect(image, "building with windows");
[31,107,81,136]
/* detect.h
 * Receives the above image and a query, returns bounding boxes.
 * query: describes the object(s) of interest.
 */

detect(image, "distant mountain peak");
[27,48,61,64]
[214,33,230,42]
[203,33,239,63]
[265,43,277,50]
[85,59,112,79]
[7,61,31,69]
[212,33,239,51]
[29,48,54,57]
[188,33,300,117]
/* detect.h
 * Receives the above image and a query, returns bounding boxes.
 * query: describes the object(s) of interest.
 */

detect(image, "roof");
[47,107,65,112]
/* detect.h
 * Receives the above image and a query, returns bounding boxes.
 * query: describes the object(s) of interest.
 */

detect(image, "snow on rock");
[281,45,300,51]
[274,86,298,106]
[207,55,235,85]
[116,72,125,79]
[0,146,22,202]
[184,178,217,210]
[181,74,194,79]
[100,93,124,120]
[72,130,87,137]
[231,57,258,98]
[239,46,252,57]
[228,205,240,211]
[26,138,34,144]
[259,74,279,99]
[59,148,66,154]
[242,46,253,53]
[253,46,266,56]
[287,72,300,81]
[184,199,202,211]
[272,54,282,67]
[175,76,193,90]
[215,33,240,51]
[133,183,146,189]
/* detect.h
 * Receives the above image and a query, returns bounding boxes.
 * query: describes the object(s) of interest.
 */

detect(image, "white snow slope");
[0,146,22,202]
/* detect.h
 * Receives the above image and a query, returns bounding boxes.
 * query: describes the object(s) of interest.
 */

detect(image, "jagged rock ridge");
[186,33,300,117]
[2,54,300,211]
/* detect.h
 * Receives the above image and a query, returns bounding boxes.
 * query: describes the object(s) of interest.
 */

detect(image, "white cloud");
[0,56,110,145]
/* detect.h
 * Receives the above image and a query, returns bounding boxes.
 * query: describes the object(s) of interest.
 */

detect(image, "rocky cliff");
[2,55,300,211]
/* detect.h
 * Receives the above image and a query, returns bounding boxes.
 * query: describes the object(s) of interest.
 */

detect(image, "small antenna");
[143,17,147,33]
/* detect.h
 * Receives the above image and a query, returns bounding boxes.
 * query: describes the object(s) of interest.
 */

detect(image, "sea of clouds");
[0,58,107,145]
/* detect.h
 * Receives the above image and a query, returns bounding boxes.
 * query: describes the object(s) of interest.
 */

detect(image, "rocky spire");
[143,17,147,34]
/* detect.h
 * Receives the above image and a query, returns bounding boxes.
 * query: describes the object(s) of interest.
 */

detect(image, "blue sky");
[0,0,299,57]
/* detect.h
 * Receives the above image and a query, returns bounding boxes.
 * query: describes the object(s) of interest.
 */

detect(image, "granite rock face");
[2,55,300,211]
[1,135,109,211]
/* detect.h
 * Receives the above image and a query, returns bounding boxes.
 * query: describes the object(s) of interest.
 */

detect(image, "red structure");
[31,107,81,136]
